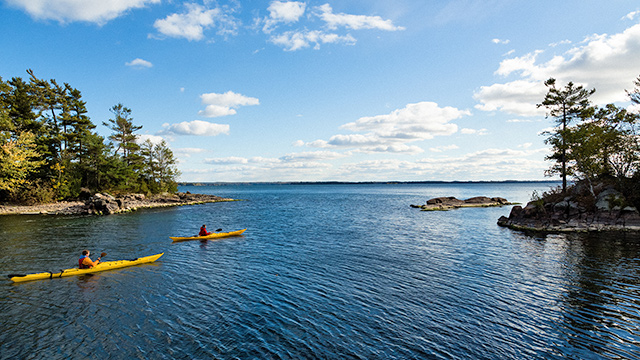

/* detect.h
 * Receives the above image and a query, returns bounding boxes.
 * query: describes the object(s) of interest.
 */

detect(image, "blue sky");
[1,1,639,182]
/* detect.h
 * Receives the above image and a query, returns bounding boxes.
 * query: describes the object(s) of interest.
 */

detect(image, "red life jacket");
[79,255,90,269]
[199,227,209,236]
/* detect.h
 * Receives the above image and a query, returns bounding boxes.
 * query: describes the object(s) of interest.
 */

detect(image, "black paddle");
[216,228,222,232]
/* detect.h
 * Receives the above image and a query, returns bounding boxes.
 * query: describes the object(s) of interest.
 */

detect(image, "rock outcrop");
[0,192,235,216]
[411,196,514,211]
[497,186,640,232]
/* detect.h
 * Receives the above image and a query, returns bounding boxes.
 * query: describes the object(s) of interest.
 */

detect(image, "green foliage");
[0,70,182,204]
[537,75,640,204]
[0,131,45,193]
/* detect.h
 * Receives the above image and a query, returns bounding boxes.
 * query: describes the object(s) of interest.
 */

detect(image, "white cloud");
[270,30,356,51]
[5,0,160,24]
[333,147,547,181]
[314,4,405,31]
[137,134,165,145]
[474,80,548,117]
[125,58,153,68]
[476,22,640,116]
[279,151,346,162]
[153,3,237,41]
[293,140,305,147]
[550,39,571,47]
[262,1,306,33]
[460,128,488,135]
[341,101,466,138]
[260,3,402,51]
[507,118,535,123]
[623,11,640,20]
[430,144,459,153]
[160,120,230,136]
[174,148,207,158]
[305,102,469,155]
[205,156,249,165]
[198,91,259,118]
[352,144,424,154]
[492,38,510,44]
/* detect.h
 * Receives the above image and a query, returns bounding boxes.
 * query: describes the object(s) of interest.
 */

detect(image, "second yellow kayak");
[170,228,246,242]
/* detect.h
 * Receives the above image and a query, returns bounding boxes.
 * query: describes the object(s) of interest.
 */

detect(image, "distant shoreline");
[179,180,559,186]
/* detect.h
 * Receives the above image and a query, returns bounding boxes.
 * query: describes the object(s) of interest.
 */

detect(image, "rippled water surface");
[1,183,640,359]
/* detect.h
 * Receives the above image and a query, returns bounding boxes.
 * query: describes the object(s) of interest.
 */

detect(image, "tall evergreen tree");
[60,84,95,164]
[103,103,142,165]
[538,78,595,193]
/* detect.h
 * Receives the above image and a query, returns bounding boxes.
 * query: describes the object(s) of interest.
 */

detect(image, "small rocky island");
[498,184,640,232]
[411,196,515,211]
[0,190,235,216]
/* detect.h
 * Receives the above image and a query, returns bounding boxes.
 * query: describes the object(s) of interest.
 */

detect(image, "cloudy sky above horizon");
[2,0,639,182]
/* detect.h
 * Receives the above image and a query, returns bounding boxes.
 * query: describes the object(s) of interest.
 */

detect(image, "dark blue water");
[1,183,640,359]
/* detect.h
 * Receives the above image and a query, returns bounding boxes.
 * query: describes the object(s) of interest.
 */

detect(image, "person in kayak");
[199,225,212,236]
[79,250,101,269]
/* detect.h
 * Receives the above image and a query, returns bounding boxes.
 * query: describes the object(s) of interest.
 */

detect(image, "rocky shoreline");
[0,192,236,216]
[411,196,515,211]
[497,187,640,233]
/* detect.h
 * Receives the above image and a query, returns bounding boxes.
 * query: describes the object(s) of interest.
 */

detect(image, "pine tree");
[537,78,595,193]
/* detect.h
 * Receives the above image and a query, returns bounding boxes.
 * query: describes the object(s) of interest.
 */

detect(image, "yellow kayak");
[8,253,164,283]
[170,228,246,242]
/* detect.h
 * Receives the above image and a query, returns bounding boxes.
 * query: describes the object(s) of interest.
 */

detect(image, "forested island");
[498,76,640,232]
[1,70,180,205]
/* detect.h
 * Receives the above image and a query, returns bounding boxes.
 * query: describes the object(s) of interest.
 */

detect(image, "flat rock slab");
[411,196,515,211]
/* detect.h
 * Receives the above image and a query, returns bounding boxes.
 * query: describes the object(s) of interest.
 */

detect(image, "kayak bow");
[170,228,246,242]
[8,253,164,283]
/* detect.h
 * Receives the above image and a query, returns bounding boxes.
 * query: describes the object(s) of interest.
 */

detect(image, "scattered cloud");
[460,128,488,135]
[258,1,403,51]
[4,0,160,25]
[549,39,571,47]
[261,1,306,33]
[476,22,640,117]
[279,151,346,162]
[137,134,165,145]
[429,144,459,153]
[152,3,238,41]
[335,147,547,181]
[205,156,249,165]
[125,58,153,68]
[314,4,405,31]
[305,102,469,154]
[492,38,510,44]
[507,118,536,123]
[270,30,356,51]
[174,147,207,158]
[474,80,551,117]
[623,11,640,20]
[198,91,259,118]
[188,145,548,182]
[160,120,230,136]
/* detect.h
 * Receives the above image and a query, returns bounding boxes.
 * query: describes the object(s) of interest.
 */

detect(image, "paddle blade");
[216,228,222,232]
[100,252,107,258]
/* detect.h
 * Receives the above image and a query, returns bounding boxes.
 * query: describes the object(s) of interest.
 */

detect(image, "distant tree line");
[0,70,180,204]
[538,75,640,206]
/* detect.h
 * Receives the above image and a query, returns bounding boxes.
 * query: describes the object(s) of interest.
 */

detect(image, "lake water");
[1,182,640,359]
